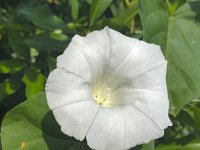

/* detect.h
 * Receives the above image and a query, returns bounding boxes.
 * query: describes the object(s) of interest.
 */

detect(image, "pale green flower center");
[93,87,111,105]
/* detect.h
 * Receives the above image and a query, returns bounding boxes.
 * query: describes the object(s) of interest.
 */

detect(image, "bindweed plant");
[0,0,200,149]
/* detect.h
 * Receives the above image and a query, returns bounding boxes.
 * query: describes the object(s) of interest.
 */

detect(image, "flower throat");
[93,87,111,106]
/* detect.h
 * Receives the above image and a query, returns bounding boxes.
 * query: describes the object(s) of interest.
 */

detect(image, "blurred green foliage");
[0,0,200,149]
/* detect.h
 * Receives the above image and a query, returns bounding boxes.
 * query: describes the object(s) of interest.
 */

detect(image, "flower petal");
[121,105,164,149]
[71,27,111,81]
[86,107,124,150]
[115,89,172,129]
[57,42,92,81]
[107,28,139,71]
[53,101,99,141]
[129,61,168,95]
[110,39,166,89]
[45,68,91,110]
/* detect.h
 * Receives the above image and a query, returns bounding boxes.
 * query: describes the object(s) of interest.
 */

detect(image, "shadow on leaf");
[41,111,92,150]
[189,1,200,23]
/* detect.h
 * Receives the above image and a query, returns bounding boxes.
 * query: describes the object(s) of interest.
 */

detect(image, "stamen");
[93,88,111,106]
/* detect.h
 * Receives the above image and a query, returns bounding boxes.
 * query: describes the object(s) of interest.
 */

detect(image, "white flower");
[45,27,172,150]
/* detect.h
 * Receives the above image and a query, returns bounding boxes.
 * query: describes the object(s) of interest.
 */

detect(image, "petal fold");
[129,61,168,95]
[71,27,111,81]
[53,101,99,140]
[57,42,91,81]
[109,40,166,89]
[121,105,164,149]
[45,68,91,110]
[107,28,139,71]
[115,89,172,129]
[86,108,124,150]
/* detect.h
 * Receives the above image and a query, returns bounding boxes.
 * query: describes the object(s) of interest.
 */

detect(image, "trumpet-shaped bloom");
[45,27,172,150]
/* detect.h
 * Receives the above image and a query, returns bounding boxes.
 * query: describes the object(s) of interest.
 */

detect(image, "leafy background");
[0,0,200,149]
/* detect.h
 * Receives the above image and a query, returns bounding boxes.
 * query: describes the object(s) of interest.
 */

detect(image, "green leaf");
[91,18,127,32]
[70,0,79,20]
[0,78,22,104]
[1,93,92,150]
[22,68,45,99]
[176,108,194,126]
[24,33,68,51]
[110,0,125,17]
[167,0,187,16]
[86,0,93,4]
[0,59,25,74]
[0,136,2,150]
[50,32,68,42]
[139,0,200,116]
[18,6,67,32]
[139,0,168,52]
[89,0,113,25]
[156,138,200,150]
[47,56,56,71]
[129,145,142,150]
[116,0,139,28]
[142,140,154,150]
[7,31,29,58]
[187,105,200,133]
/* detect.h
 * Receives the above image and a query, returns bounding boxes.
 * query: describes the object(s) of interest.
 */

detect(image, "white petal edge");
[53,101,99,141]
[107,28,139,71]
[71,27,111,81]
[110,40,166,89]
[86,107,124,150]
[113,88,172,129]
[57,42,92,82]
[86,106,165,150]
[45,68,91,110]
[129,61,168,95]
[121,105,164,149]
